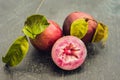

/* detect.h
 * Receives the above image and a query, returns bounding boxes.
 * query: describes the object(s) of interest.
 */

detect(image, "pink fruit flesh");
[30,20,63,51]
[51,36,87,70]
[63,11,97,43]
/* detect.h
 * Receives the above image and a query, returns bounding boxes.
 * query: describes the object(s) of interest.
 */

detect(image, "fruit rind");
[30,20,63,51]
[63,11,98,43]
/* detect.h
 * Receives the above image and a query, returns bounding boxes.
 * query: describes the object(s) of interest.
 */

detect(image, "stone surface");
[0,0,120,80]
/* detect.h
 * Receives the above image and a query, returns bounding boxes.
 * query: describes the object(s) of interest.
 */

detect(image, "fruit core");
[58,43,82,64]
[63,43,80,58]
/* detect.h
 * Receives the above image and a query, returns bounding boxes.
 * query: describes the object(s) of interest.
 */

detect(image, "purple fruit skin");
[63,11,98,43]
[30,20,63,51]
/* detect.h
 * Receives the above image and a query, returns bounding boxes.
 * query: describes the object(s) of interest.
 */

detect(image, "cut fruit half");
[51,36,87,70]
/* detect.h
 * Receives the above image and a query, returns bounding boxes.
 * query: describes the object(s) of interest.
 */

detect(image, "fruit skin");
[30,20,63,51]
[63,11,98,43]
[51,36,87,70]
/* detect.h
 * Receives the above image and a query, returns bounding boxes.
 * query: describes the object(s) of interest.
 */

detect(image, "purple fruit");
[51,36,87,70]
[30,20,63,51]
[63,11,98,43]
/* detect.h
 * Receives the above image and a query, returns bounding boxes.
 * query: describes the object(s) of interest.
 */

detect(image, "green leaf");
[92,22,108,46]
[70,19,88,39]
[22,14,50,39]
[2,36,29,67]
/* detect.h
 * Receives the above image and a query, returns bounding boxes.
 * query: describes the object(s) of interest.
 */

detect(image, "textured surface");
[0,0,120,80]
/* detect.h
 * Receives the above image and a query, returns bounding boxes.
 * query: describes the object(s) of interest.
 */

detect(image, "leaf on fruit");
[2,36,29,67]
[70,19,88,39]
[22,15,49,39]
[92,22,108,46]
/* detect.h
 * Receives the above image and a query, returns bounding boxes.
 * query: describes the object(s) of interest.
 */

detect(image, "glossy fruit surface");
[63,11,97,43]
[30,20,63,51]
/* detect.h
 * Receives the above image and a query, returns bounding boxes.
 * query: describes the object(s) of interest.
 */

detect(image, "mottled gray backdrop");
[0,0,120,80]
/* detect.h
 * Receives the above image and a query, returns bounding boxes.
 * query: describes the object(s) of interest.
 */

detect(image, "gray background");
[0,0,120,80]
